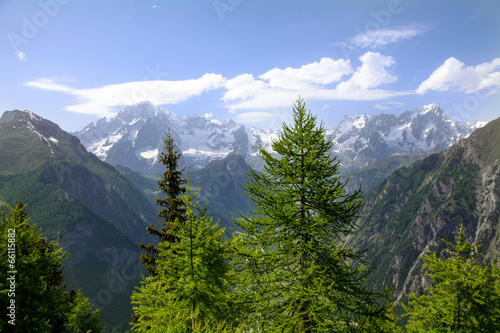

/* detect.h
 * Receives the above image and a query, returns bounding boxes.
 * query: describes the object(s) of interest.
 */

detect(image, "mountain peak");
[0,109,38,125]
[0,110,94,174]
[415,103,443,116]
[422,102,439,110]
[117,101,164,123]
[331,113,371,134]
[0,109,60,136]
[73,102,481,174]
[74,102,258,173]
[327,104,477,171]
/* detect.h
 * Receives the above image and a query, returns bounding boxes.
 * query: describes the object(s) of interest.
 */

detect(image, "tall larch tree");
[233,98,392,332]
[139,129,188,276]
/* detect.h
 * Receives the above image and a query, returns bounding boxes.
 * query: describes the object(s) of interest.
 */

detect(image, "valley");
[0,103,498,331]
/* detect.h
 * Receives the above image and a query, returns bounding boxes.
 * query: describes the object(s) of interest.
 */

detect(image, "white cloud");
[223,74,269,105]
[24,54,405,120]
[259,57,352,90]
[223,53,406,114]
[232,111,278,124]
[349,26,428,49]
[26,78,76,93]
[416,57,500,94]
[25,74,226,116]
[16,51,27,61]
[23,51,500,126]
[337,52,397,90]
[374,101,403,109]
[225,90,301,114]
[336,24,430,51]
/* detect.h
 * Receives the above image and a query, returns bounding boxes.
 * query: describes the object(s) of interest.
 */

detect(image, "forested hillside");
[1,106,499,331]
[345,115,500,307]
[0,110,157,329]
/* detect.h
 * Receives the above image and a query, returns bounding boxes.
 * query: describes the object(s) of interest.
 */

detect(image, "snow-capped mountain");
[327,103,484,171]
[74,102,483,174]
[74,101,278,174]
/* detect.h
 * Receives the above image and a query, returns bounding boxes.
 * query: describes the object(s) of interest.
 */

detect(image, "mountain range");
[0,110,157,329]
[1,104,497,331]
[345,115,500,316]
[74,101,484,175]
[327,103,485,171]
[0,108,252,330]
[74,101,270,174]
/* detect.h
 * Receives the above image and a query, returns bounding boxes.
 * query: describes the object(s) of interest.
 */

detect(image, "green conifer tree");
[233,98,391,332]
[131,181,235,332]
[139,130,188,276]
[404,224,500,332]
[0,201,101,332]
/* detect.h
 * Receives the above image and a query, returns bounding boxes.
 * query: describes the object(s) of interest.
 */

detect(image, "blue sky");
[1,0,499,132]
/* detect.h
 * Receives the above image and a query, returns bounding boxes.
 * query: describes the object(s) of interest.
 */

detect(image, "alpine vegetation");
[131,131,235,332]
[231,99,393,332]
[128,98,500,332]
[403,225,500,332]
[0,201,102,332]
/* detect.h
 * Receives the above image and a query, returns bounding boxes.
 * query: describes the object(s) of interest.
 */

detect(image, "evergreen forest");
[1,99,500,332]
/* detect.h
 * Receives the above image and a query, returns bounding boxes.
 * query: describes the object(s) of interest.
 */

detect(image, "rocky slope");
[344,115,500,305]
[74,101,278,174]
[190,154,251,230]
[0,109,160,329]
[340,152,433,195]
[328,103,484,172]
[0,108,253,328]
[75,102,481,175]
[0,109,91,174]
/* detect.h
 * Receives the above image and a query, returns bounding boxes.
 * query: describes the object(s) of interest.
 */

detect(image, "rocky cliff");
[344,116,500,304]
[0,110,159,329]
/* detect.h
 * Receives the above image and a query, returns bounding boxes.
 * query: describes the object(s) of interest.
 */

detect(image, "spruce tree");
[131,182,235,332]
[233,98,391,332]
[139,130,187,276]
[404,225,500,332]
[0,201,101,332]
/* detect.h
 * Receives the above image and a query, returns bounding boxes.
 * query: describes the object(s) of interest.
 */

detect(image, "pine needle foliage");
[131,182,236,332]
[233,98,391,332]
[0,201,101,332]
[404,224,500,332]
[139,130,188,276]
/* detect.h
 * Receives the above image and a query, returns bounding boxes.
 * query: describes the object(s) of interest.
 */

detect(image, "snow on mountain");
[327,103,476,171]
[74,101,276,174]
[74,101,479,174]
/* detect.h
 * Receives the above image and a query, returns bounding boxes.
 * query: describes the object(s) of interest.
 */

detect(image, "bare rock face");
[74,102,479,175]
[74,101,268,174]
[344,116,500,303]
[0,109,158,329]
[327,103,479,172]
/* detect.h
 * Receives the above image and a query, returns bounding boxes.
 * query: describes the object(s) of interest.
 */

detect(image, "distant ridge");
[0,109,160,329]
[0,109,92,174]
[74,102,482,175]
[344,115,500,304]
[327,103,484,171]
